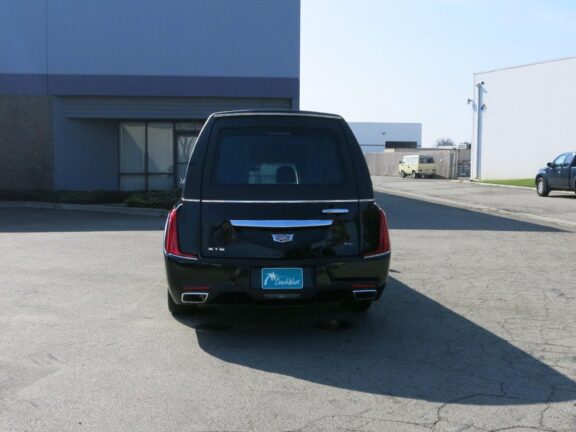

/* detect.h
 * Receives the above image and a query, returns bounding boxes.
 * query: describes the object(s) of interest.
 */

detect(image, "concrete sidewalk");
[372,176,576,230]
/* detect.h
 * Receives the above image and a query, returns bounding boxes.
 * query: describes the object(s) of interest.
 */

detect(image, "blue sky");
[300,0,576,146]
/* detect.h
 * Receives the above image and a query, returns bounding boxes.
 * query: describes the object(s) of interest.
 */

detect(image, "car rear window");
[420,156,434,163]
[213,128,345,185]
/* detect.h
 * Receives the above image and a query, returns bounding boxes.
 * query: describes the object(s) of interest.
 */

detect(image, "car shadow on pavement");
[375,192,564,232]
[0,208,164,233]
[177,277,576,405]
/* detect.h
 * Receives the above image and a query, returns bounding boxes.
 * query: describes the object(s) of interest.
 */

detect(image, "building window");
[119,122,145,190]
[175,122,202,181]
[119,121,202,191]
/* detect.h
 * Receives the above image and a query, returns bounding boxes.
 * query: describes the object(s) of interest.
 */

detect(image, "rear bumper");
[165,253,390,305]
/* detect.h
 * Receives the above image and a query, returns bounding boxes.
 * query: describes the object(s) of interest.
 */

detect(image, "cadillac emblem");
[272,233,294,243]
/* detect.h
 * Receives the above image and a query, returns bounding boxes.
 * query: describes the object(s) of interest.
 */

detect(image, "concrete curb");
[466,180,534,190]
[372,176,572,194]
[465,179,574,194]
[468,180,538,191]
[373,185,576,230]
[0,201,168,217]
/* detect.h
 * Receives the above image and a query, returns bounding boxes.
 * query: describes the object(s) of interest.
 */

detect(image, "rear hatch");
[419,156,436,173]
[200,115,361,259]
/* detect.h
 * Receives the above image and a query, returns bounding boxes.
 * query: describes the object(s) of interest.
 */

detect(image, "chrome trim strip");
[183,198,374,203]
[363,251,391,259]
[321,208,349,215]
[202,199,358,204]
[164,252,199,262]
[213,112,342,120]
[353,289,377,294]
[230,219,333,228]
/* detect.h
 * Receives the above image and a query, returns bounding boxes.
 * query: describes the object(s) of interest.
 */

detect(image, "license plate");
[261,268,303,289]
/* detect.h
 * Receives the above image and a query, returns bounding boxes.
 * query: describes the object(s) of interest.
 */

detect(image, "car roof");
[210,109,344,120]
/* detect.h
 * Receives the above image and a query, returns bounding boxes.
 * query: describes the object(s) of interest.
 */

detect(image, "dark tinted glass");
[553,154,566,167]
[419,156,434,163]
[562,153,575,167]
[214,128,345,185]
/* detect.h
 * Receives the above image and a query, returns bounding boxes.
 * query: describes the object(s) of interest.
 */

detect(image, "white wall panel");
[472,57,576,179]
[348,122,422,151]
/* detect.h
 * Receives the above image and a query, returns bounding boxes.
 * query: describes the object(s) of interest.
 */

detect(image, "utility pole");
[475,82,485,180]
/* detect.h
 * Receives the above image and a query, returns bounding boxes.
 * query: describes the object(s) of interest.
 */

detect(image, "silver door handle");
[322,208,349,215]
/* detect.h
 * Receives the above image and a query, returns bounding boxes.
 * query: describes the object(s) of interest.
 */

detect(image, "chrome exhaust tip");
[181,292,209,304]
[352,289,377,301]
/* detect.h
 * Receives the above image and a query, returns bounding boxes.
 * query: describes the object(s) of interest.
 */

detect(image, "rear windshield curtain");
[213,128,346,186]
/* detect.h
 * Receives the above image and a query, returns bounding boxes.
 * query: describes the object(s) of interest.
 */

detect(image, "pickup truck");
[536,152,576,196]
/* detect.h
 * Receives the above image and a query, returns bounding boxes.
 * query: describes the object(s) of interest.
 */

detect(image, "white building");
[348,122,422,153]
[472,56,576,179]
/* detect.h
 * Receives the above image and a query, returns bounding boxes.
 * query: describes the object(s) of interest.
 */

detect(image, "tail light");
[164,206,198,259]
[365,207,391,257]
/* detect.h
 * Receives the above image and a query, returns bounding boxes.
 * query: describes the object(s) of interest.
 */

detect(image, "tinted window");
[214,128,345,185]
[553,154,567,167]
[562,153,575,168]
[419,156,434,163]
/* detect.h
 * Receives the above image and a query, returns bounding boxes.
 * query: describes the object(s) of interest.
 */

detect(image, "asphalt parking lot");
[1,188,575,431]
[373,176,576,229]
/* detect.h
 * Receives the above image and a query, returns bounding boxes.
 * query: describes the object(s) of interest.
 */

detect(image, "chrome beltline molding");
[213,112,342,120]
[182,198,374,204]
[163,251,198,261]
[230,219,333,228]
[363,251,391,259]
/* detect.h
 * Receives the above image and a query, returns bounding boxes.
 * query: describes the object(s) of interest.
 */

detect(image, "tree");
[436,137,455,148]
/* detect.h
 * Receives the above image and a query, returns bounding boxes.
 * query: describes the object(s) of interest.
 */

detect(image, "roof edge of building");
[474,54,576,76]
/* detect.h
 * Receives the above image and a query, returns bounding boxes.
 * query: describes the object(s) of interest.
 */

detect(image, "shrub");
[124,190,181,209]
[1,189,181,209]
[0,190,130,204]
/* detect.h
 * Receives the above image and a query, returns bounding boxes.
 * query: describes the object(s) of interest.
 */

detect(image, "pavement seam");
[373,185,576,230]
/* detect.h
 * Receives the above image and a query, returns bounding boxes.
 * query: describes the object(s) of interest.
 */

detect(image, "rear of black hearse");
[164,111,391,313]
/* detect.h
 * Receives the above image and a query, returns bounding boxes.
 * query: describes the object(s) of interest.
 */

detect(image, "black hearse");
[164,111,391,314]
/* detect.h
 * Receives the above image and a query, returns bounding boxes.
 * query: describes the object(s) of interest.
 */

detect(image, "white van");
[399,155,436,178]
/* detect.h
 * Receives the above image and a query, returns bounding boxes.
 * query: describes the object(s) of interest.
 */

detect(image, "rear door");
[419,156,435,173]
[199,115,361,260]
[569,153,576,189]
[559,153,575,189]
